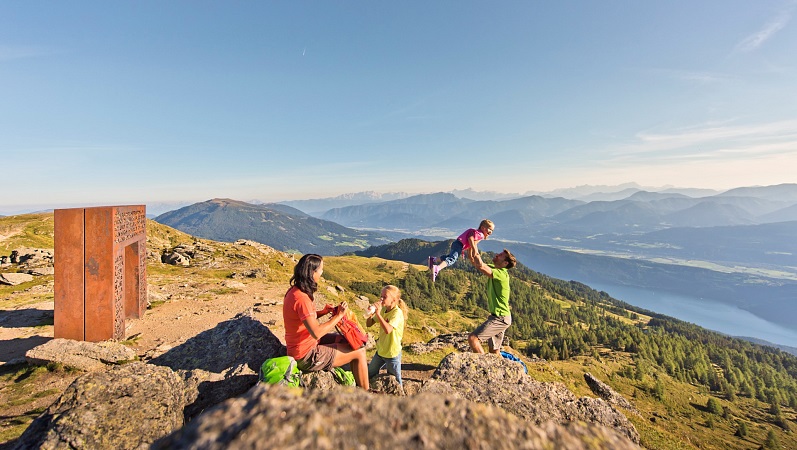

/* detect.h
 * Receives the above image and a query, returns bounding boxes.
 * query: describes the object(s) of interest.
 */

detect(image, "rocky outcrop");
[370,373,405,396]
[153,384,640,449]
[421,352,640,444]
[18,318,640,449]
[148,309,287,420]
[25,266,54,276]
[408,332,472,353]
[14,362,190,450]
[0,272,34,286]
[585,372,640,414]
[233,239,278,256]
[148,309,285,373]
[0,248,54,282]
[10,248,54,268]
[24,338,137,371]
[162,250,190,266]
[300,369,341,391]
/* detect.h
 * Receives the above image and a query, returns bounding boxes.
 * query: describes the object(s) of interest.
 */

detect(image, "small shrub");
[764,429,780,449]
[735,420,748,438]
[706,397,723,415]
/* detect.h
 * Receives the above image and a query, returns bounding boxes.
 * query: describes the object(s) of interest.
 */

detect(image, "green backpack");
[332,367,355,386]
[259,356,302,388]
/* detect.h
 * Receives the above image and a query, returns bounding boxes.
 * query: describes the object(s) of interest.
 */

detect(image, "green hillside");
[0,213,55,253]
[353,239,797,450]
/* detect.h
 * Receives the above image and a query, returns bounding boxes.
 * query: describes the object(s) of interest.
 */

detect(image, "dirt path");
[125,280,288,357]
[0,280,287,365]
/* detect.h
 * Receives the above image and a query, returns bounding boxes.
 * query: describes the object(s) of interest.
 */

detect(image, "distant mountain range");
[313,184,797,271]
[318,184,797,231]
[150,184,797,337]
[269,183,726,216]
[535,182,720,202]
[273,191,412,216]
[153,199,392,255]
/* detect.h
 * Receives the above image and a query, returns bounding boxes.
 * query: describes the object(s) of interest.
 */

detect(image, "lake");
[585,282,797,349]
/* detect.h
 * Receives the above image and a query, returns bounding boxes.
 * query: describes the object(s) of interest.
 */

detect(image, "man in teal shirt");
[468,249,517,354]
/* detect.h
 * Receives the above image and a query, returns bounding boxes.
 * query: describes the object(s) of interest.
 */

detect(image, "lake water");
[585,282,797,349]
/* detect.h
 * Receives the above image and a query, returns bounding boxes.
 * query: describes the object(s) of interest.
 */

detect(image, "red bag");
[333,306,368,350]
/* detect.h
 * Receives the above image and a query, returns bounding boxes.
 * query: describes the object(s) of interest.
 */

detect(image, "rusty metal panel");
[54,208,86,340]
[83,207,116,342]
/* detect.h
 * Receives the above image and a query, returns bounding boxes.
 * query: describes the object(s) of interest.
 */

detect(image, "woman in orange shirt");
[282,253,369,390]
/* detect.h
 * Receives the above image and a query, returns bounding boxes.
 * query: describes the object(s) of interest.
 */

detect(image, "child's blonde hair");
[383,284,408,319]
[479,219,494,232]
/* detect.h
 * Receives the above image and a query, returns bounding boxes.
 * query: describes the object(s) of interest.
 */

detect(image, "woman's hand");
[318,304,334,316]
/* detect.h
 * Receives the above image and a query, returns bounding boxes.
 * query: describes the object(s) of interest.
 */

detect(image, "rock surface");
[0,272,34,286]
[25,338,137,371]
[585,372,640,414]
[407,332,472,353]
[13,362,189,450]
[15,319,640,449]
[148,308,285,373]
[421,352,640,444]
[153,384,641,449]
[148,309,287,420]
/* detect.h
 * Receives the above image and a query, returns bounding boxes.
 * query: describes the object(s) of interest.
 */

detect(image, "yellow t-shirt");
[375,306,404,359]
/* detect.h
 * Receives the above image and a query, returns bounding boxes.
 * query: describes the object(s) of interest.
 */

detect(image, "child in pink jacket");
[429,219,494,282]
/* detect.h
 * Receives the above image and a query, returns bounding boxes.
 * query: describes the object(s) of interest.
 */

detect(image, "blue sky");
[2,1,797,212]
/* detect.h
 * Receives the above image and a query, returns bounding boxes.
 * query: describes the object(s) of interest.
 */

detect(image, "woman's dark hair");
[290,254,323,298]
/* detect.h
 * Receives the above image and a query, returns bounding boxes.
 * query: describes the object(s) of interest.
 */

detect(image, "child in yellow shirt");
[365,285,406,385]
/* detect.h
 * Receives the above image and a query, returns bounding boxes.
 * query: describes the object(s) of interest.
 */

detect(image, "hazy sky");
[2,1,797,212]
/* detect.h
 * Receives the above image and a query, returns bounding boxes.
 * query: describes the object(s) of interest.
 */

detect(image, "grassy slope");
[0,213,794,449]
[0,213,55,253]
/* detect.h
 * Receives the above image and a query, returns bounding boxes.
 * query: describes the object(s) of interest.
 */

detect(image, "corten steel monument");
[54,205,147,342]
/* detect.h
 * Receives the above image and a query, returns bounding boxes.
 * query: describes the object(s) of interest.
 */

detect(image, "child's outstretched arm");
[467,234,479,262]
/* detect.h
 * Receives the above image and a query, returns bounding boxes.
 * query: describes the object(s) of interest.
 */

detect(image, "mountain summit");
[154,198,390,255]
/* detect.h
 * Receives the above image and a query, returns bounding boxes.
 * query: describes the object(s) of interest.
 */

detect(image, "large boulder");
[148,309,286,420]
[584,372,639,414]
[14,362,190,450]
[161,251,190,266]
[421,352,640,444]
[25,338,138,371]
[370,373,405,396]
[407,332,471,354]
[153,384,640,449]
[0,272,34,286]
[148,308,285,374]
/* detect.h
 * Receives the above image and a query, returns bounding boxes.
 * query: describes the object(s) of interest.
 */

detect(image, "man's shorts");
[471,315,512,352]
[295,333,348,372]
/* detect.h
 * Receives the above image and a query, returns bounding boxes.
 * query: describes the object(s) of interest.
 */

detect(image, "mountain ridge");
[153,198,391,255]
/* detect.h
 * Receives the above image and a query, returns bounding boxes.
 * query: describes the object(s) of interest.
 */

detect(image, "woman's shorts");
[295,333,348,372]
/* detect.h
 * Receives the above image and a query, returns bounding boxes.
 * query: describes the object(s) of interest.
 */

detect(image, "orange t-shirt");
[282,286,317,359]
